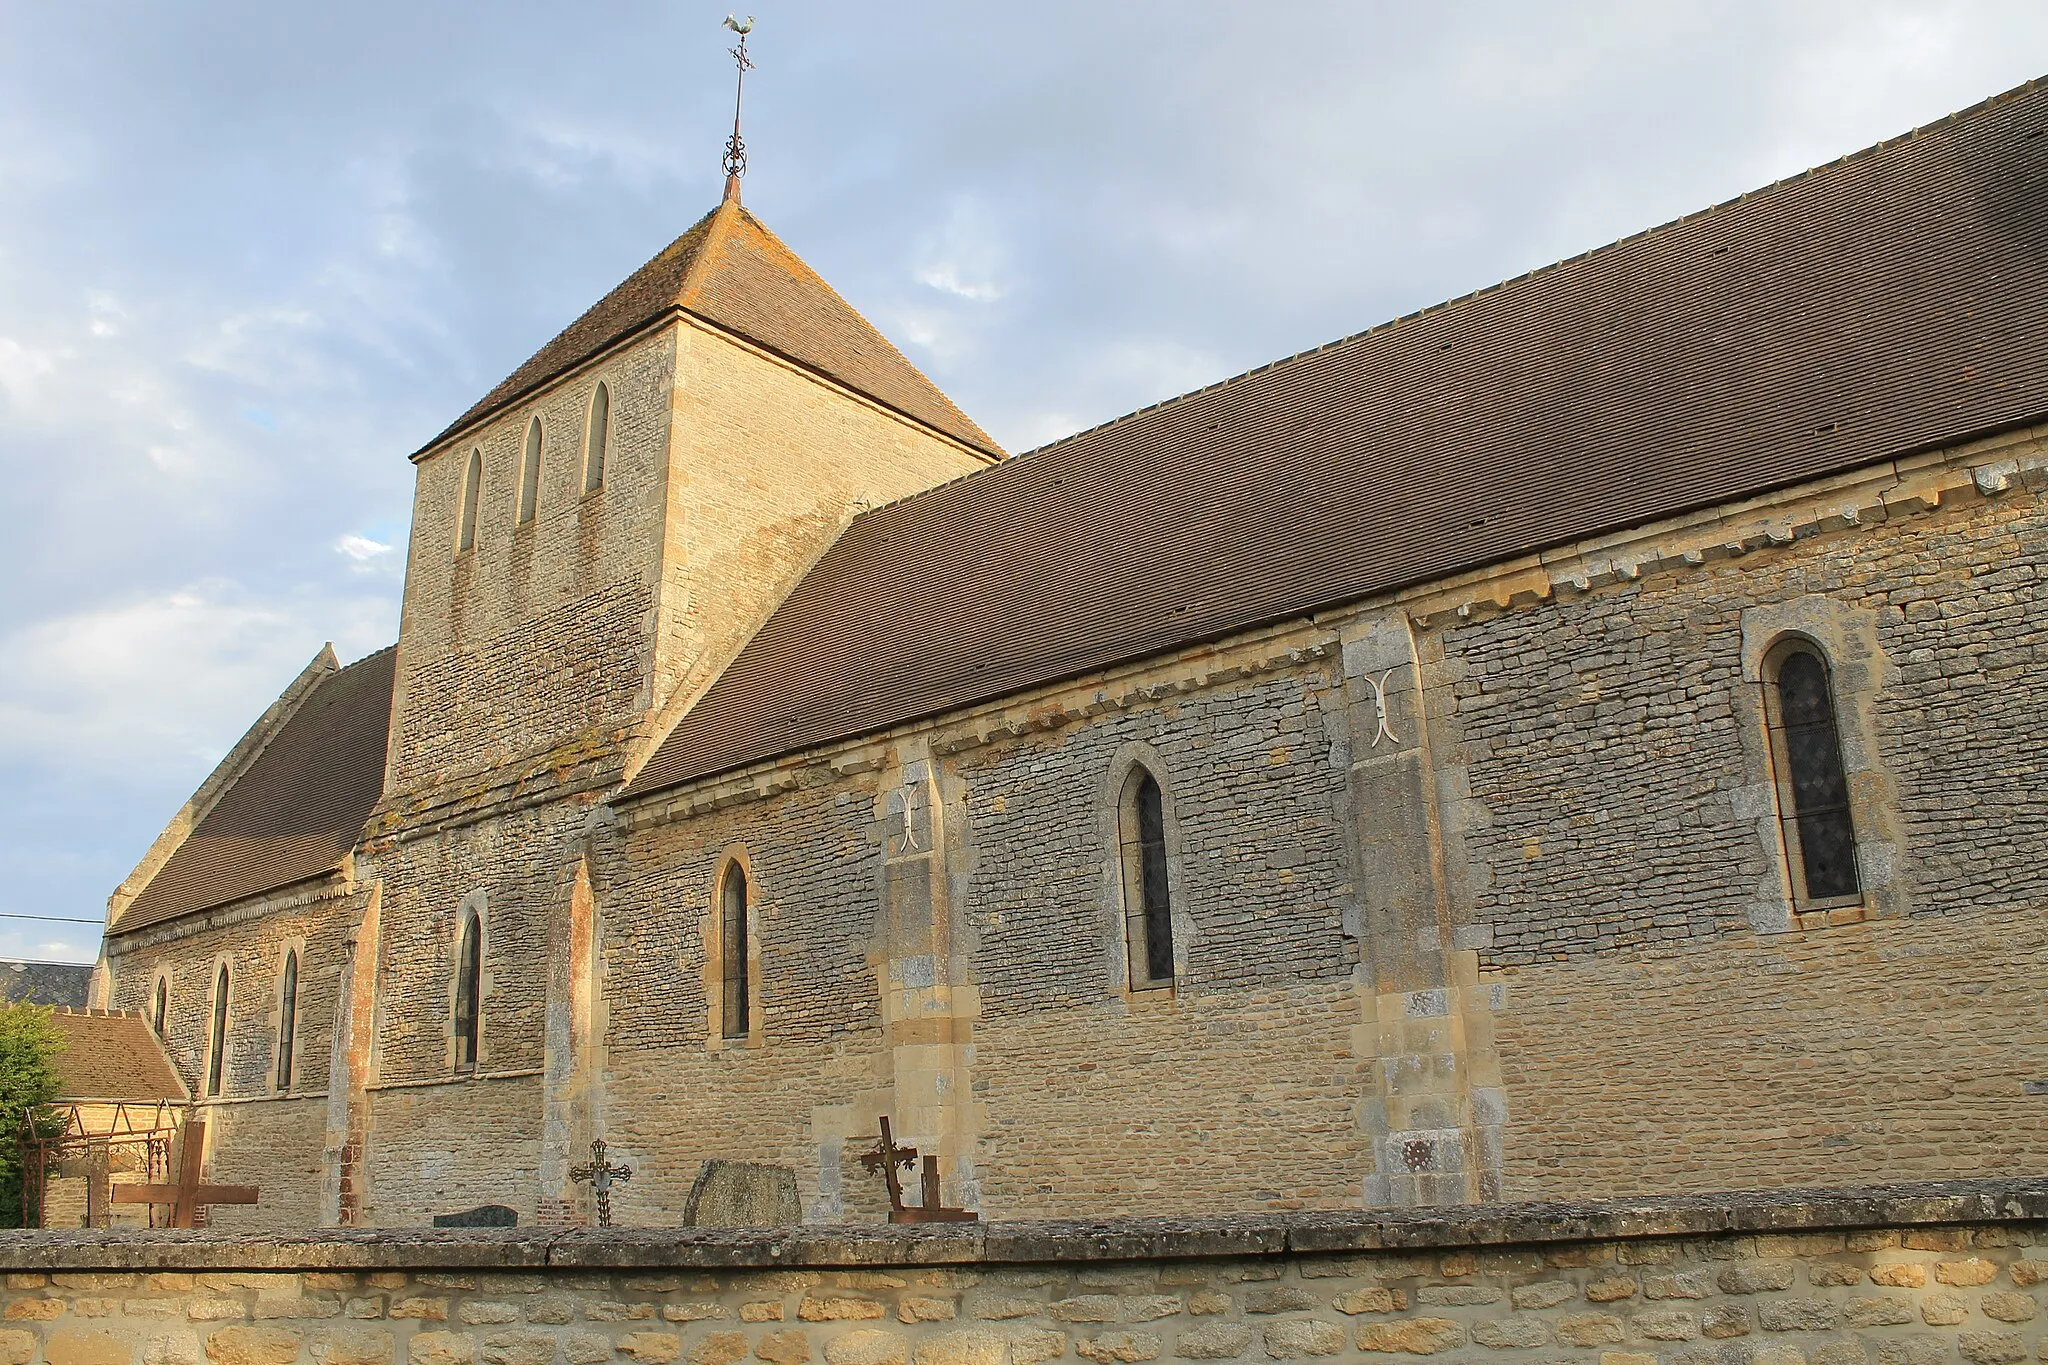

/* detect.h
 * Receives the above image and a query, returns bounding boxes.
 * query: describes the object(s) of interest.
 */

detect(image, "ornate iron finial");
[721,15,755,193]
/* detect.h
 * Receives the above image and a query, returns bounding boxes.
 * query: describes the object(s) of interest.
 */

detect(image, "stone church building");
[93,79,2048,1230]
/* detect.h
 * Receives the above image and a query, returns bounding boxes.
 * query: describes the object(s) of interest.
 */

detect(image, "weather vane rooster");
[722,15,755,187]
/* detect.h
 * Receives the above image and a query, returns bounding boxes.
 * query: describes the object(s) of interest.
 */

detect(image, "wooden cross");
[568,1138,632,1227]
[859,1116,976,1224]
[111,1121,258,1228]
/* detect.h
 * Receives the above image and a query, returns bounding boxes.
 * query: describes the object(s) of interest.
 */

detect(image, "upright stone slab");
[684,1161,800,1226]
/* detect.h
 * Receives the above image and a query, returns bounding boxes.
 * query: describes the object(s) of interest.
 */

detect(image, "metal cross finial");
[568,1138,633,1228]
[721,15,756,187]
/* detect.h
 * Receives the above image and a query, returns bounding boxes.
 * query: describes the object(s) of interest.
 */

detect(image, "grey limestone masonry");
[3,1183,2048,1365]
[391,330,678,801]
[1436,477,2048,966]
[951,662,1355,1015]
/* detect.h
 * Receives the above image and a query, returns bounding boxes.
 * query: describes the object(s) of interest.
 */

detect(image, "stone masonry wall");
[1489,899,2048,1198]
[951,664,1354,1014]
[0,1185,2045,1365]
[592,654,1367,1226]
[949,663,1362,1217]
[102,881,368,1232]
[598,776,891,1226]
[390,331,677,799]
[1430,478,2048,964]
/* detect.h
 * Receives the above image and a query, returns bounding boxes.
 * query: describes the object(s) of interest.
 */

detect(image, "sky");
[3,1,2047,965]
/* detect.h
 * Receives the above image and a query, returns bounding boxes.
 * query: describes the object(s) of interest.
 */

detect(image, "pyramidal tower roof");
[419,192,1003,459]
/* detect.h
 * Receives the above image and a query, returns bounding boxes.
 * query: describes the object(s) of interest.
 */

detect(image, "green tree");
[0,1005,64,1228]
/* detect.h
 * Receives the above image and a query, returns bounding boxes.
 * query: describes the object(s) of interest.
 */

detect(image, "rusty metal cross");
[110,1120,257,1228]
[569,1138,632,1227]
[859,1116,976,1225]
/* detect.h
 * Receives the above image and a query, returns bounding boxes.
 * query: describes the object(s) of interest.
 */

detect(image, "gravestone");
[432,1204,518,1227]
[684,1161,800,1227]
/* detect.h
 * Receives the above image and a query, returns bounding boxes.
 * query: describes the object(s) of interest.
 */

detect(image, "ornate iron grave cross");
[569,1138,633,1227]
[110,1120,258,1228]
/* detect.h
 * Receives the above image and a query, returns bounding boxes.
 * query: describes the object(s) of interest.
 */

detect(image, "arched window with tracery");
[151,974,169,1040]
[206,963,230,1097]
[1118,767,1176,988]
[454,912,482,1071]
[517,417,543,524]
[1763,638,1862,907]
[276,950,299,1092]
[583,383,610,494]
[457,449,482,553]
[719,862,751,1038]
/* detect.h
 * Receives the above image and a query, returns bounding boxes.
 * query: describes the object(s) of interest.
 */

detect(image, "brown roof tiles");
[49,1009,188,1104]
[625,77,2048,797]
[421,197,1001,460]
[114,646,396,934]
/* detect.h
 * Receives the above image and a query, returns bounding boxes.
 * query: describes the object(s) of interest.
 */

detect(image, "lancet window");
[584,383,610,493]
[1763,638,1862,908]
[276,949,299,1092]
[517,418,543,524]
[457,449,482,553]
[454,912,482,1070]
[207,963,230,1097]
[719,862,751,1039]
[1119,767,1177,988]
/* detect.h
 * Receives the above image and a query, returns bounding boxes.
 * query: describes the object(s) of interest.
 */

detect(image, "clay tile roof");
[48,1009,188,1104]
[114,646,397,935]
[625,77,2048,797]
[420,198,1001,460]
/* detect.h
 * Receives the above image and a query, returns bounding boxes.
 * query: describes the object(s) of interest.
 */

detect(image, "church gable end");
[113,645,395,935]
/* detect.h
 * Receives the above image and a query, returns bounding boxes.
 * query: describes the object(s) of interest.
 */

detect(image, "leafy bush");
[0,1005,65,1228]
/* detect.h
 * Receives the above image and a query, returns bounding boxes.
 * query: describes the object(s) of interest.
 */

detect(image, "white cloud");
[911,196,1011,305]
[0,581,392,771]
[915,261,1003,303]
[335,533,393,563]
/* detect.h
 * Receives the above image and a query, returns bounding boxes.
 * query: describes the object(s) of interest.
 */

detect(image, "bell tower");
[380,173,1000,816]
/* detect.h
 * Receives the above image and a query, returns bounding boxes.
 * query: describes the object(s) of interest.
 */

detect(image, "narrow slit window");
[1765,641,1862,906]
[207,964,229,1097]
[152,977,168,1040]
[457,448,482,553]
[517,417,542,524]
[276,950,299,1092]
[454,913,482,1070]
[720,863,751,1038]
[583,382,609,493]
[1119,769,1176,987]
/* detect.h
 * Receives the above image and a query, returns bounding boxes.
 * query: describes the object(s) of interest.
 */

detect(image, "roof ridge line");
[716,207,1004,457]
[674,197,747,312]
[676,206,1003,459]
[1005,71,2048,464]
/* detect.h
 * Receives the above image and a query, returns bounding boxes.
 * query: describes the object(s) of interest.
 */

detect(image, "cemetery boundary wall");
[0,1181,2045,1365]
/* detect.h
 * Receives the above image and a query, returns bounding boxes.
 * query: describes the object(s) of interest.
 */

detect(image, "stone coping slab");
[1,1178,2043,1272]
